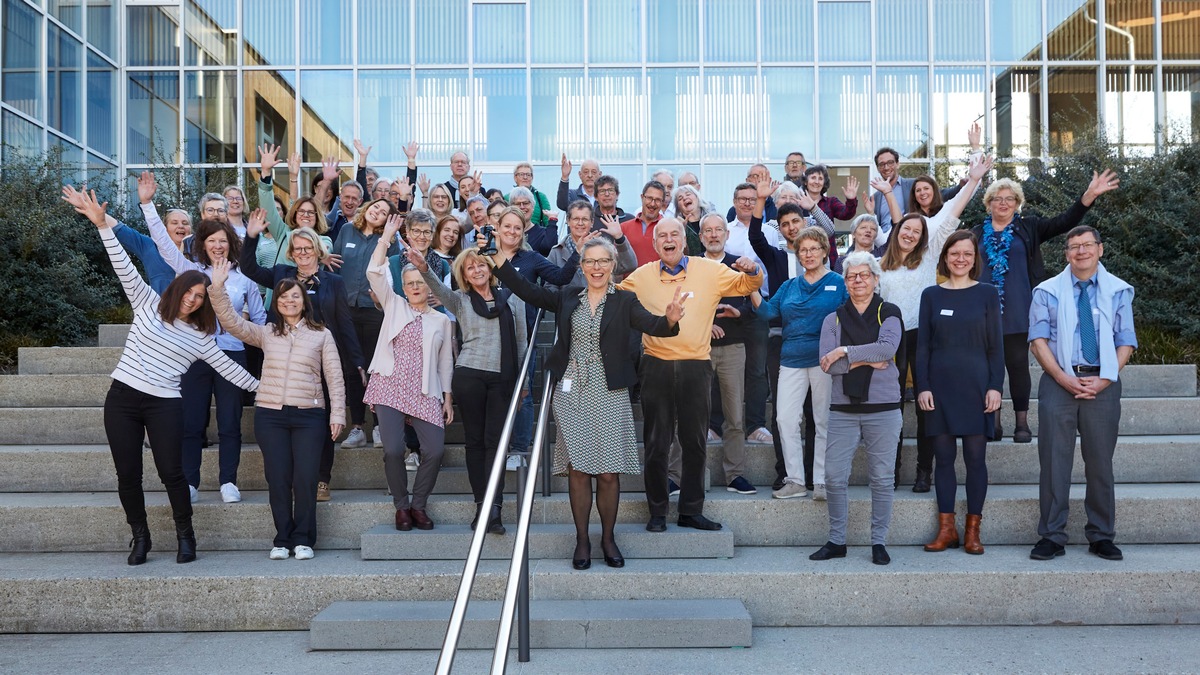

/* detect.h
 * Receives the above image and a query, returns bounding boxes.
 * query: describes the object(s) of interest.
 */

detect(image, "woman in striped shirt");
[65,187,259,567]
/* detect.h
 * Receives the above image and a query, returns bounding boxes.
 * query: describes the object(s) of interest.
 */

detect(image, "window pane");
[993,66,1040,159]
[818,2,869,62]
[2,110,41,161]
[474,4,524,64]
[704,0,754,62]
[876,68,929,160]
[932,67,986,160]
[302,0,351,65]
[185,71,237,163]
[474,69,527,162]
[933,0,984,60]
[588,69,643,161]
[127,6,179,66]
[3,0,42,119]
[1162,1,1200,59]
[531,0,582,63]
[244,0,293,66]
[48,26,82,140]
[705,68,757,160]
[648,68,701,161]
[992,0,1041,61]
[818,67,870,161]
[877,0,928,61]
[49,0,81,32]
[414,69,469,164]
[762,0,813,62]
[87,50,115,157]
[360,0,411,65]
[244,69,296,162]
[301,70,353,161]
[1046,0,1096,60]
[648,0,698,63]
[184,0,238,66]
[359,70,411,163]
[595,164,644,214]
[87,0,115,57]
[763,67,815,161]
[127,72,180,163]
[1105,66,1155,156]
[589,0,639,63]
[415,0,467,64]
[531,68,584,162]
[1164,68,1200,143]
[50,135,85,184]
[1047,67,1096,153]
[1104,0,1155,60]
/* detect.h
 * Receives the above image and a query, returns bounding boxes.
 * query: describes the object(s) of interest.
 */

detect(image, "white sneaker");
[405,451,420,470]
[269,547,290,560]
[812,484,827,502]
[189,485,200,503]
[707,429,721,442]
[293,545,315,560]
[372,427,382,447]
[341,427,367,448]
[506,454,525,471]
[772,483,808,499]
[747,427,774,443]
[220,482,242,503]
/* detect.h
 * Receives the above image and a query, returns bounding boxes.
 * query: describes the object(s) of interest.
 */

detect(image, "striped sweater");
[99,226,259,399]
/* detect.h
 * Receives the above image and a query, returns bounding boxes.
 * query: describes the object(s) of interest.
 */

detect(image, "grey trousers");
[711,343,747,482]
[824,409,902,546]
[377,405,445,511]
[1037,373,1121,545]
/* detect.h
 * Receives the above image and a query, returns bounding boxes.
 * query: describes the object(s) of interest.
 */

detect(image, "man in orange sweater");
[618,218,763,532]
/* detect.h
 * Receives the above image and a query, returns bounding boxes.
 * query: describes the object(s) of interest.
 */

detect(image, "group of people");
[65,127,1135,569]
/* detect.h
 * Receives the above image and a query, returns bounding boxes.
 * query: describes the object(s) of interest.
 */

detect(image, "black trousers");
[1003,332,1033,413]
[103,380,192,527]
[255,405,326,548]
[452,367,514,505]
[641,356,713,518]
[349,306,383,426]
[894,328,932,474]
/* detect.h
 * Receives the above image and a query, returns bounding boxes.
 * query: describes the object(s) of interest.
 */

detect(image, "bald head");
[653,217,687,268]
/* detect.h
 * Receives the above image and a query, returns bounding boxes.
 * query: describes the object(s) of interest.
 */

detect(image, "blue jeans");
[509,365,536,454]
[255,405,326,548]
[181,349,246,488]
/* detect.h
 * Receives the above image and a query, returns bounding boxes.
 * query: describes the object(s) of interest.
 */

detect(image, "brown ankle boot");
[964,513,984,555]
[924,512,960,552]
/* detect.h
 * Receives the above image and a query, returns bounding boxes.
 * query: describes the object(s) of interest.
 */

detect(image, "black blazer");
[493,259,678,391]
[970,199,1090,286]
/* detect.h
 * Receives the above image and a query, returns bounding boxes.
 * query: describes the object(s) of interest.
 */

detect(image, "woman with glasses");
[222,186,248,239]
[548,201,637,289]
[969,171,1121,443]
[389,209,448,297]
[257,144,334,270]
[485,236,683,570]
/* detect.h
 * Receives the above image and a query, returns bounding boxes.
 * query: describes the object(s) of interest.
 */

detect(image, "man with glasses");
[592,174,634,228]
[871,125,981,239]
[557,155,602,210]
[726,165,778,223]
[326,181,364,244]
[784,152,807,184]
[621,180,669,266]
[444,151,478,204]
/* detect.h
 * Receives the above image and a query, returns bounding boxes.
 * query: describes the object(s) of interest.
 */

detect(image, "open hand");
[404,238,429,272]
[321,157,340,184]
[137,171,157,205]
[324,253,344,270]
[417,173,431,195]
[968,153,995,181]
[287,151,301,176]
[247,208,268,237]
[841,175,860,201]
[353,138,372,161]
[403,141,420,161]
[561,153,572,181]
[382,213,404,242]
[968,121,982,151]
[599,213,623,239]
[259,143,281,175]
[861,190,875,215]
[869,177,893,195]
[63,186,109,228]
[1083,169,1120,204]
[210,257,231,287]
[756,180,777,201]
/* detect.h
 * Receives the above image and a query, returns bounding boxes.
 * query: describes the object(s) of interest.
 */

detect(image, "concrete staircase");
[1,325,1199,650]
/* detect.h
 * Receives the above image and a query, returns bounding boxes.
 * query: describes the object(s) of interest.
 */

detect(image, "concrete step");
[97,324,131,347]
[1,484,1196,552]
[4,435,1196,493]
[16,347,124,375]
[308,599,752,650]
[1005,363,1196,398]
[2,546,1196,632]
[359,522,735,560]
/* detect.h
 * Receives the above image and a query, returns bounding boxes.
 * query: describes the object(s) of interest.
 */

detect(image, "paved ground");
[2,625,1198,673]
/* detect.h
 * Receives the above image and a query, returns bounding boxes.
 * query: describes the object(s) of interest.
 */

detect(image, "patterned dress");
[551,287,642,476]
[363,315,444,427]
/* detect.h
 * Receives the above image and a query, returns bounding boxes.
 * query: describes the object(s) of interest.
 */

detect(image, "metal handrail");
[436,307,545,675]
[491,363,556,672]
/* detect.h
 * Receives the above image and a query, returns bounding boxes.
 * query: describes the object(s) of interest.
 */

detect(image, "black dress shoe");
[809,541,847,561]
[677,514,722,531]
[486,504,506,535]
[176,523,197,564]
[872,544,891,566]
[1089,539,1123,561]
[646,516,667,532]
[912,468,931,493]
[1013,426,1033,443]
[128,522,151,566]
[602,541,625,568]
[1030,538,1065,560]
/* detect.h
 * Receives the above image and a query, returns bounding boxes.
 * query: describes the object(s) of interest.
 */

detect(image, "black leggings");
[103,380,192,528]
[1003,332,1032,413]
[895,328,931,473]
[932,434,988,515]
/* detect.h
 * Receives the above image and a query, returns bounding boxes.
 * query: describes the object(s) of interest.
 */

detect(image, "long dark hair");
[159,270,217,334]
[879,213,929,272]
[271,278,325,336]
[908,176,945,217]
[192,219,242,268]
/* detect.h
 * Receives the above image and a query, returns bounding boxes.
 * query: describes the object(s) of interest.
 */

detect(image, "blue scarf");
[981,216,1015,312]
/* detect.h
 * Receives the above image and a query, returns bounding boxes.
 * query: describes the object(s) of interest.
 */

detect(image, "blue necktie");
[1077,280,1099,365]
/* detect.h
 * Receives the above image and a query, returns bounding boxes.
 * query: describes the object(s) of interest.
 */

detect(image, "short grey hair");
[773,181,803,203]
[198,192,227,213]
[340,180,364,196]
[466,194,490,210]
[581,236,618,262]
[405,207,436,231]
[849,214,879,237]
[672,184,709,216]
[508,186,534,204]
[841,251,882,278]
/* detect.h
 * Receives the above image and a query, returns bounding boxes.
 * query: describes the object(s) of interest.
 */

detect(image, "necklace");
[981,216,1015,312]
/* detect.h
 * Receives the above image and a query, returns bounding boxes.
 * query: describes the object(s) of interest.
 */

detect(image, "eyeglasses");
[876,160,898,168]
[785,160,805,167]
[203,207,227,215]
[514,172,533,178]
[403,280,427,288]
[512,200,533,207]
[642,196,663,204]
[408,229,433,237]
[296,209,317,217]
[1066,241,1100,253]
[581,257,614,268]
[797,247,825,256]
[845,272,874,281]
[991,196,1019,204]
[293,246,315,255]
[596,188,617,195]
[735,196,756,203]
[226,196,244,203]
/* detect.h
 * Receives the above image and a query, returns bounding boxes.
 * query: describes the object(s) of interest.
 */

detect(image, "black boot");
[128,522,151,566]
[486,504,506,535]
[912,467,932,493]
[470,502,483,529]
[176,522,197,564]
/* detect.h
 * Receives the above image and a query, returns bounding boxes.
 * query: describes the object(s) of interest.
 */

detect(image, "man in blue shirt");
[1027,224,1137,562]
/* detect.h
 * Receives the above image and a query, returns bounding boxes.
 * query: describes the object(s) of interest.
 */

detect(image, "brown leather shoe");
[924,512,960,552]
[316,482,331,502]
[394,508,413,531]
[410,508,434,530]
[963,513,985,555]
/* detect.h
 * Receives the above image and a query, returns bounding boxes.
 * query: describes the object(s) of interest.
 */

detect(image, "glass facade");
[1,0,1197,210]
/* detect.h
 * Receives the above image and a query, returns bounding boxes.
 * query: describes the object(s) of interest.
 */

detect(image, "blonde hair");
[287,227,328,264]
[451,248,498,290]
[794,226,831,264]
[983,178,1026,214]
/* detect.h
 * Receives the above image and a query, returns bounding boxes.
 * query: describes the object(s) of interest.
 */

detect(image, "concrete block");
[1009,364,1197,398]
[97,324,131,348]
[0,375,113,407]
[17,347,123,375]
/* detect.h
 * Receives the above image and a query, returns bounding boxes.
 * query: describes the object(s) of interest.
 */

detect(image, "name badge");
[562,379,573,393]
[306,289,317,295]
[940,309,954,316]
[345,242,356,249]
[824,285,837,291]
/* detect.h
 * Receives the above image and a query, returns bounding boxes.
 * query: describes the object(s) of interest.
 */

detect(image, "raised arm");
[798,191,836,237]
[490,254,563,314]
[259,144,291,243]
[135,172,199,275]
[557,153,573,211]
[941,154,994,222]
[869,177,904,227]
[402,141,420,211]
[208,259,266,348]
[287,151,302,202]
[239,218,277,288]
[67,188,158,311]
[411,245,464,315]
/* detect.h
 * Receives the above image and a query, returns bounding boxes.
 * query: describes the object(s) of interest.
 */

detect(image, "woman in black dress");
[915,230,1004,556]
